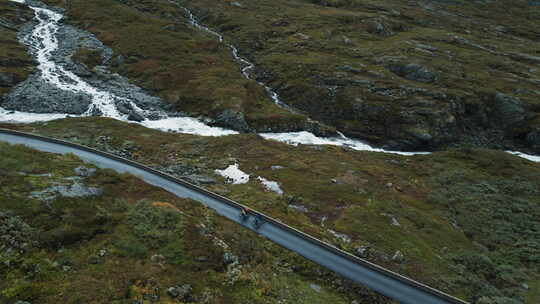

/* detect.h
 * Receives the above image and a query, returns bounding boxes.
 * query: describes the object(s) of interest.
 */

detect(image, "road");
[0,128,469,304]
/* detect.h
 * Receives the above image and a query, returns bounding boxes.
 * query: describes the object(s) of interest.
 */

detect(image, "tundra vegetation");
[1,0,540,303]
[2,118,539,303]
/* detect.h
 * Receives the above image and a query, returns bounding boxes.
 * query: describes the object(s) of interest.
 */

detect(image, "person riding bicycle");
[253,213,263,228]
[240,207,250,219]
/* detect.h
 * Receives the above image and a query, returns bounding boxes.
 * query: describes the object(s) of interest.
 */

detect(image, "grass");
[178,0,540,150]
[0,140,359,304]
[0,1,34,96]
[41,0,312,133]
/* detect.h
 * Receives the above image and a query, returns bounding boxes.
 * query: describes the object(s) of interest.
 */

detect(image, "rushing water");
[0,3,236,136]
[2,0,539,162]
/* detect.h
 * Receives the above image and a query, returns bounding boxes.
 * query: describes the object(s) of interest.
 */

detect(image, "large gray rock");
[167,284,192,300]
[214,109,250,132]
[389,63,439,83]
[527,130,540,147]
[3,74,92,114]
[0,72,16,87]
[490,93,526,128]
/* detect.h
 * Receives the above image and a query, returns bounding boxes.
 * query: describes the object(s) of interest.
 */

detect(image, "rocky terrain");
[3,118,540,303]
[180,0,540,152]
[1,141,375,303]
[1,0,540,303]
[0,0,34,96]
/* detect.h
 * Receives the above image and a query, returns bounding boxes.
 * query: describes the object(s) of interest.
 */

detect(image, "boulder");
[354,245,370,258]
[0,72,15,87]
[214,109,250,132]
[389,63,439,83]
[167,284,192,300]
[74,166,97,177]
[490,93,526,128]
[526,130,540,147]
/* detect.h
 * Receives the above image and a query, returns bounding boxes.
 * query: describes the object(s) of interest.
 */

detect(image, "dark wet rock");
[74,166,97,177]
[367,20,393,36]
[338,65,364,74]
[223,252,239,265]
[355,245,371,258]
[527,130,540,147]
[3,73,92,114]
[127,111,144,122]
[167,284,193,300]
[214,109,250,132]
[0,73,16,87]
[490,93,526,128]
[389,63,439,83]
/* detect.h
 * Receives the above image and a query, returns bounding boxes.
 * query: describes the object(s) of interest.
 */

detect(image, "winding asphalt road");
[0,128,469,304]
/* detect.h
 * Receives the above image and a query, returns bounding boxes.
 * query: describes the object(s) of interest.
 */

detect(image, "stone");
[223,252,239,265]
[0,72,16,87]
[310,284,322,293]
[167,284,192,299]
[215,109,250,132]
[151,254,165,263]
[74,166,97,177]
[526,130,540,147]
[491,93,526,128]
[355,245,370,258]
[338,65,363,74]
[389,63,439,83]
[127,111,145,122]
[392,250,405,263]
[231,1,244,8]
[342,36,353,45]
[183,174,216,185]
[294,32,311,40]
[98,249,107,257]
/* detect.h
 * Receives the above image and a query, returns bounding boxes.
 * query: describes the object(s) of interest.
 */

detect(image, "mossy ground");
[0,141,360,304]
[0,1,34,96]
[180,0,540,149]
[2,117,539,302]
[41,0,310,132]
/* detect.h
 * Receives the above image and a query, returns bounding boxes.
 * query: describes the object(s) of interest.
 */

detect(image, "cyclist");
[253,213,263,228]
[240,207,250,220]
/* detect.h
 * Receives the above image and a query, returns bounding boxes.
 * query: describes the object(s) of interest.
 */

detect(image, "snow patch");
[9,0,25,3]
[215,164,250,184]
[257,176,283,195]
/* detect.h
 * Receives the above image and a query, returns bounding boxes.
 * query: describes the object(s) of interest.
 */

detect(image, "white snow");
[215,164,250,184]
[257,176,283,195]
[9,0,25,3]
